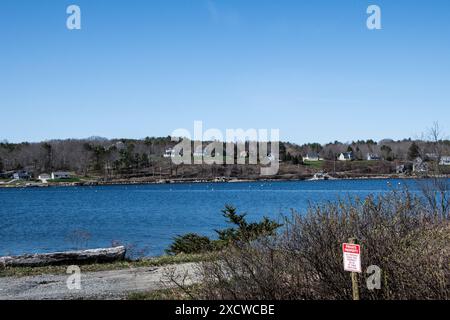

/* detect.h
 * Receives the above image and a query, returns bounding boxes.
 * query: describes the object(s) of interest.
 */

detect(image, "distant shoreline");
[1,174,448,189]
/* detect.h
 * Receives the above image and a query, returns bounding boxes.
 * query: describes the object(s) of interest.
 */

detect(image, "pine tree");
[408,142,421,160]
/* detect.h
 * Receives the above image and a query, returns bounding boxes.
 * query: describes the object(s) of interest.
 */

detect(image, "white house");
[13,170,31,180]
[38,173,51,183]
[51,172,71,180]
[367,153,381,161]
[304,153,320,161]
[163,148,175,158]
[338,152,355,161]
[440,156,450,166]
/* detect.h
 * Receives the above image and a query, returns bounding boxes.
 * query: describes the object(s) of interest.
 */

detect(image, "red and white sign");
[343,243,362,273]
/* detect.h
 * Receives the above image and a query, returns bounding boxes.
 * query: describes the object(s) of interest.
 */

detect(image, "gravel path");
[0,263,200,300]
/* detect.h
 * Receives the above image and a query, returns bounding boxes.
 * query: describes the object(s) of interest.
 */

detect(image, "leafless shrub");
[190,191,449,300]
[162,263,204,299]
[418,178,450,219]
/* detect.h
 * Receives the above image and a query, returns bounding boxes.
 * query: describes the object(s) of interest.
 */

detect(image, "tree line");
[1,127,449,178]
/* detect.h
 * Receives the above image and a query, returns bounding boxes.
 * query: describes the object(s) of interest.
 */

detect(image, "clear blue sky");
[1,0,449,144]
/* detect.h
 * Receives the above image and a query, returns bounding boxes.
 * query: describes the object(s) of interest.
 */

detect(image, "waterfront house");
[38,173,51,183]
[367,153,381,161]
[304,152,320,161]
[163,148,175,158]
[413,158,428,173]
[338,152,355,161]
[439,156,450,166]
[13,170,31,180]
[51,172,71,180]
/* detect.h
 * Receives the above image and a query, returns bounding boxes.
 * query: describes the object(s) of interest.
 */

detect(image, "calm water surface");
[0,179,431,256]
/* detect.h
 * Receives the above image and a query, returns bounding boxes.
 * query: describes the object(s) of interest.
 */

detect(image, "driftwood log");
[0,246,126,267]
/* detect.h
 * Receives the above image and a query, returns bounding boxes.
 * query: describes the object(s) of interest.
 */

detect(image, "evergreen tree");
[408,142,421,160]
